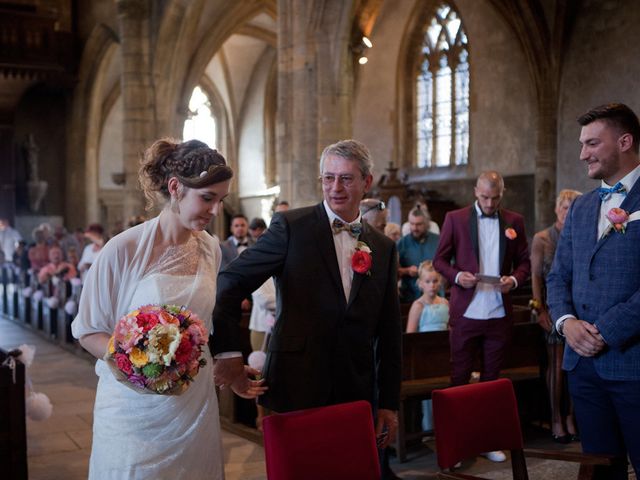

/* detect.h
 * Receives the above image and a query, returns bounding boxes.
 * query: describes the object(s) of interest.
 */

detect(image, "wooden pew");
[393,321,545,462]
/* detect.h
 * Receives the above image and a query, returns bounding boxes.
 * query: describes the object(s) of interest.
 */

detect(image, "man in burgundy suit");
[433,171,530,462]
[434,171,530,385]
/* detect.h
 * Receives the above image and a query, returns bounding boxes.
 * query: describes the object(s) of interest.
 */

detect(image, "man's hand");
[457,271,479,289]
[499,276,516,293]
[375,408,398,449]
[230,366,268,399]
[536,309,553,333]
[563,318,605,357]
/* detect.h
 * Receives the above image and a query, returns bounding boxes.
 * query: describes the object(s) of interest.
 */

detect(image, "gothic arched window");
[416,4,469,168]
[183,86,217,148]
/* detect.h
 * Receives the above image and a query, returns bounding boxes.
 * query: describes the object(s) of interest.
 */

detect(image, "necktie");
[332,219,362,238]
[598,181,627,201]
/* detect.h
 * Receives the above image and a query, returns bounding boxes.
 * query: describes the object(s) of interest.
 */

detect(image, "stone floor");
[1,315,635,479]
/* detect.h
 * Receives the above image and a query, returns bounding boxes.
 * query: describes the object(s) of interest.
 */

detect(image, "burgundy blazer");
[433,205,531,321]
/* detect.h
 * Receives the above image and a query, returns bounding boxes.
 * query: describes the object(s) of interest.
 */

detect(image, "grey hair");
[319,139,373,177]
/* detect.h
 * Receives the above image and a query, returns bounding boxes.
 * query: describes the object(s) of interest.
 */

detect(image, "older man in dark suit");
[547,103,640,479]
[212,140,402,471]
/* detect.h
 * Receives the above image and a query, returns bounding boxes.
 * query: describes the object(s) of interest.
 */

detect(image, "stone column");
[276,0,355,207]
[116,0,156,220]
[534,93,557,232]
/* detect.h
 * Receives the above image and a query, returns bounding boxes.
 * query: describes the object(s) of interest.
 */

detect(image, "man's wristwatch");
[556,318,567,336]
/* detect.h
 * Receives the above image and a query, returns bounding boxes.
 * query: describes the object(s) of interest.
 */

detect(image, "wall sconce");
[352,35,373,66]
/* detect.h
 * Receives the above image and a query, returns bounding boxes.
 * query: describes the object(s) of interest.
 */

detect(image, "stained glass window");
[416,4,469,167]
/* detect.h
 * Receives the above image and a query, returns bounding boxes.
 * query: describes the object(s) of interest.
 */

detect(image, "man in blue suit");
[547,103,640,479]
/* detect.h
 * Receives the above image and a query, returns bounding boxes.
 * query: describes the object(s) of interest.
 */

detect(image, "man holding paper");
[433,171,530,391]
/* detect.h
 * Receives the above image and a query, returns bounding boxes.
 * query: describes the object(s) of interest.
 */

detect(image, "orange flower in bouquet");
[105,304,209,394]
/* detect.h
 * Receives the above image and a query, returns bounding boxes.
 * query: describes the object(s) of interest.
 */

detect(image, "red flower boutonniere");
[504,227,517,240]
[606,207,629,234]
[352,241,372,275]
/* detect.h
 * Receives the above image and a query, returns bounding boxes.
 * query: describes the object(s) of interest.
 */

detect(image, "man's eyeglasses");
[319,174,363,187]
[361,201,386,216]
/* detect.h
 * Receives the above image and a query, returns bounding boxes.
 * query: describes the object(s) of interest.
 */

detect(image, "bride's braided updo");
[139,138,233,209]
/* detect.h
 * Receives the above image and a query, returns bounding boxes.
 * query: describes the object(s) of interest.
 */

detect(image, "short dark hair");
[230,214,247,223]
[249,217,267,230]
[578,103,640,153]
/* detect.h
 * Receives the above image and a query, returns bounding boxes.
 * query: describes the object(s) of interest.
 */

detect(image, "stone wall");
[557,0,640,195]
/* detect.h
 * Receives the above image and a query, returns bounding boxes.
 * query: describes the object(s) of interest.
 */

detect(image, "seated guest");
[78,223,106,280]
[37,246,77,284]
[28,227,50,273]
[384,222,401,242]
[397,208,440,303]
[406,261,449,431]
[359,198,387,232]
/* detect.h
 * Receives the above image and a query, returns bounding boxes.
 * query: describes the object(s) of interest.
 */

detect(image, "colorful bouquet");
[105,304,209,395]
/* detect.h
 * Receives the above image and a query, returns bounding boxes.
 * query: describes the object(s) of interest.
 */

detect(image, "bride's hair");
[139,138,233,209]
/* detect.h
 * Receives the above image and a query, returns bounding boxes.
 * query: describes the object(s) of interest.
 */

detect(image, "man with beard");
[547,103,640,479]
[433,171,530,463]
[397,208,440,303]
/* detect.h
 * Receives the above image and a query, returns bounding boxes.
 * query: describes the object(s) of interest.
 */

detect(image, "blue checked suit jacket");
[547,181,640,380]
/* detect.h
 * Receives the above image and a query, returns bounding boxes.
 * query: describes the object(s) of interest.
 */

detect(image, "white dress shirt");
[323,201,360,301]
[556,164,640,332]
[463,203,506,320]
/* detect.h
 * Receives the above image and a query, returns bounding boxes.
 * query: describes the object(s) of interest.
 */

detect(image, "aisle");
[0,315,267,480]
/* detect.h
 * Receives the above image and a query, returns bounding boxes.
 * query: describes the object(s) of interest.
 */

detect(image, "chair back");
[433,378,524,469]
[262,400,381,480]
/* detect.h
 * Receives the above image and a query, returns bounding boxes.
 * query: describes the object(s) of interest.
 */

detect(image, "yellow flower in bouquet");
[129,347,149,368]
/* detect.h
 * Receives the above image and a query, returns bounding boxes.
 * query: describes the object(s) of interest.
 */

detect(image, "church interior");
[2,0,639,478]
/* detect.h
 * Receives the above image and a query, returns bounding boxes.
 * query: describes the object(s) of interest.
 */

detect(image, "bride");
[72,138,264,479]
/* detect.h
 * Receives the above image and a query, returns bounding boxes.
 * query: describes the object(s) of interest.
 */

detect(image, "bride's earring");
[170,195,180,214]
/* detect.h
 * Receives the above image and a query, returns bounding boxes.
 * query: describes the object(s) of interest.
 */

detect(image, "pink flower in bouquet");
[186,320,208,346]
[188,359,201,377]
[115,353,133,375]
[114,316,144,353]
[606,207,629,234]
[159,310,180,326]
[136,312,159,332]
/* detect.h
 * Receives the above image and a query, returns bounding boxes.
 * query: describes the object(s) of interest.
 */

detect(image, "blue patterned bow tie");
[332,218,362,238]
[598,182,627,201]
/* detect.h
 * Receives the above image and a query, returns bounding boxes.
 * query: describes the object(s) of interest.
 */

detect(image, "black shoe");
[552,433,571,444]
[570,434,580,443]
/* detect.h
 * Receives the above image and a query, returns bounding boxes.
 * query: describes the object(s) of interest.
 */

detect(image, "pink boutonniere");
[352,241,372,275]
[606,207,629,234]
[504,227,517,240]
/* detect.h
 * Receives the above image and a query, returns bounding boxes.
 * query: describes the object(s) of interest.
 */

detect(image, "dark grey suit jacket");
[212,203,402,412]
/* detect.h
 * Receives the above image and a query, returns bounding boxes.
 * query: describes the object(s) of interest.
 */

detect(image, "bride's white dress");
[72,222,224,480]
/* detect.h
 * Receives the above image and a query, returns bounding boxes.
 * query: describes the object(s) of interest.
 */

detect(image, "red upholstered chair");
[262,400,381,480]
[432,378,625,480]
